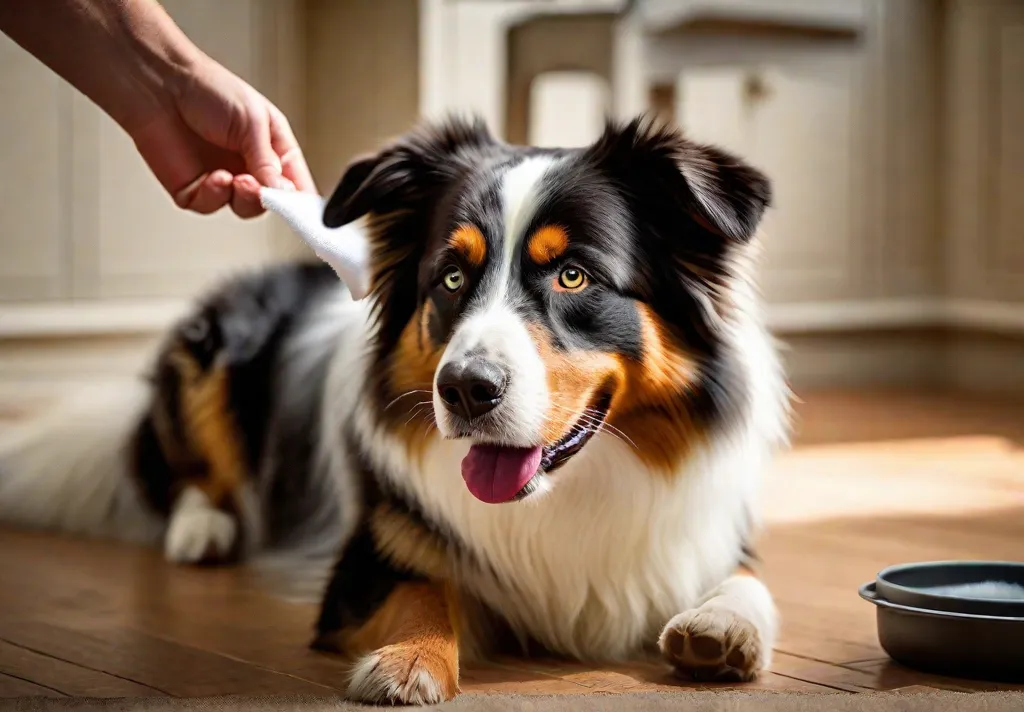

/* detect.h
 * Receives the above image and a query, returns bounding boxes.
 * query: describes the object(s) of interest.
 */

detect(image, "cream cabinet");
[0,32,67,302]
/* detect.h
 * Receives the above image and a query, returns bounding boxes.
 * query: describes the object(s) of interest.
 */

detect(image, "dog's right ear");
[321,152,410,228]
[322,116,497,229]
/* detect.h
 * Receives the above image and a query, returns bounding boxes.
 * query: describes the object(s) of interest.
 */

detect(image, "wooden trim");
[769,299,1024,335]
[768,299,943,333]
[0,300,188,338]
[2,298,1021,340]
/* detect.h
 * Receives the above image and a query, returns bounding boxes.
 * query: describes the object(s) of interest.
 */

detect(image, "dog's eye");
[556,267,587,291]
[442,266,465,293]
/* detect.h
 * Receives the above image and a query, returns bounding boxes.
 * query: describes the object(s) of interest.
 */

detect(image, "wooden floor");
[0,389,1022,698]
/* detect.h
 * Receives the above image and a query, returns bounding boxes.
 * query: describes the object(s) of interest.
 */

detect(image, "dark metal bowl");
[875,561,1024,617]
[860,581,1024,682]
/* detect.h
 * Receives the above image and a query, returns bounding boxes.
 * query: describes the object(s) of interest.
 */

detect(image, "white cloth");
[259,187,371,300]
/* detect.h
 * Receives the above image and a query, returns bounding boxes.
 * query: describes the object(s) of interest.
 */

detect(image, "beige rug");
[1,692,1021,711]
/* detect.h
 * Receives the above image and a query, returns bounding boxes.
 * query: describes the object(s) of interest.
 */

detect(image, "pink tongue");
[461,445,543,504]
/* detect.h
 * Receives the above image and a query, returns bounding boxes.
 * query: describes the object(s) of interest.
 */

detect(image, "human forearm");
[0,0,202,134]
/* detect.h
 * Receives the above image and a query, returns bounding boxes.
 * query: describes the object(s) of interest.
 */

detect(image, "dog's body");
[0,116,789,704]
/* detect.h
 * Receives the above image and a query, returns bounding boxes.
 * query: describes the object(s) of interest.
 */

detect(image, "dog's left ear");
[585,117,771,246]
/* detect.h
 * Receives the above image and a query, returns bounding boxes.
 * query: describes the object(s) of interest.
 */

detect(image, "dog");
[0,115,789,704]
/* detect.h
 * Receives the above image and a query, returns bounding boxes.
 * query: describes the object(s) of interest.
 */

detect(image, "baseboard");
[0,333,158,413]
[1,297,1021,339]
[0,299,188,338]
[768,299,1024,335]
[777,330,946,390]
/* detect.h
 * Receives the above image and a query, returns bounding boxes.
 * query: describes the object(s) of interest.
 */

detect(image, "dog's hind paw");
[164,486,237,564]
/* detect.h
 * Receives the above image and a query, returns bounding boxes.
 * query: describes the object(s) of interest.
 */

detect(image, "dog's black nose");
[437,358,508,421]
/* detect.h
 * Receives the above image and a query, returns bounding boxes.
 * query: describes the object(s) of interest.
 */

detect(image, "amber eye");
[442,266,465,293]
[557,267,586,291]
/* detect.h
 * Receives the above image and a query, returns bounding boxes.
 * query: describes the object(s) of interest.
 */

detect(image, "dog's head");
[324,115,770,504]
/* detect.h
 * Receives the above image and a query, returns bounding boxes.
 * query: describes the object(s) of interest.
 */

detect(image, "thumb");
[241,111,287,189]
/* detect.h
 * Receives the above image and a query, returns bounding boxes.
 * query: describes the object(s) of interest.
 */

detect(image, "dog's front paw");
[347,644,459,705]
[659,606,764,682]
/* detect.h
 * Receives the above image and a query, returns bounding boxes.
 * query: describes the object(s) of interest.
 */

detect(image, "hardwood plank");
[768,652,875,692]
[0,639,159,698]
[844,659,1024,693]
[0,672,63,698]
[493,658,836,693]
[459,665,596,695]
[0,620,334,697]
[0,532,351,692]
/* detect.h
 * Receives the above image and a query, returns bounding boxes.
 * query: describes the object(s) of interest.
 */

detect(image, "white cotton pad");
[259,187,371,300]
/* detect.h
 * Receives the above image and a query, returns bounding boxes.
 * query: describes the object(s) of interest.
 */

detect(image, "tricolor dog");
[0,115,790,704]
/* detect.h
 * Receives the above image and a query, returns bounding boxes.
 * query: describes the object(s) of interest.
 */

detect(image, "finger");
[268,105,318,194]
[174,170,234,214]
[231,174,266,219]
[241,104,287,189]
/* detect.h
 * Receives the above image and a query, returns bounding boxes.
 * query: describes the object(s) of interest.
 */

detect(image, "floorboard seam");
[0,636,173,697]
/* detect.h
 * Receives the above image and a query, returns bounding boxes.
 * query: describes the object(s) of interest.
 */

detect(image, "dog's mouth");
[460,393,612,504]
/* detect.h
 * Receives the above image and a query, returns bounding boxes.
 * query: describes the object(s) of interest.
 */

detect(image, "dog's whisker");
[544,402,638,452]
[383,389,433,413]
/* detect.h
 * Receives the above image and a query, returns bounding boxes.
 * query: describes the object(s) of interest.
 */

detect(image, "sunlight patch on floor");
[764,435,1024,525]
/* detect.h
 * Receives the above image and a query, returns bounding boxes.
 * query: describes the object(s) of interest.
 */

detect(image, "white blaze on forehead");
[498,156,557,281]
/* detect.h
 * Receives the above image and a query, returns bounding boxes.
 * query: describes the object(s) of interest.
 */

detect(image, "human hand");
[130,54,317,219]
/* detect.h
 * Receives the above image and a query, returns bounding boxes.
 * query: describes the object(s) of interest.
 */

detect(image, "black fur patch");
[129,262,338,523]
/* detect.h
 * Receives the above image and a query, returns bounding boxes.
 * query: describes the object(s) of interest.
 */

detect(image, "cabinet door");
[677,56,864,304]
[747,60,862,303]
[0,34,67,302]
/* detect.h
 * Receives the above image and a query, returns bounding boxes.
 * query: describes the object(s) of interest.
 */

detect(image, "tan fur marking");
[335,581,460,699]
[528,303,702,474]
[611,305,702,472]
[167,348,247,507]
[526,323,626,445]
[526,225,569,265]
[385,304,443,459]
[448,224,487,267]
[370,504,450,579]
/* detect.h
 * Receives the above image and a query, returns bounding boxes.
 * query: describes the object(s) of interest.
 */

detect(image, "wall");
[304,0,420,192]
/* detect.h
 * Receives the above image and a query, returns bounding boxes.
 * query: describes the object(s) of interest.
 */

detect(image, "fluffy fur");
[0,115,790,703]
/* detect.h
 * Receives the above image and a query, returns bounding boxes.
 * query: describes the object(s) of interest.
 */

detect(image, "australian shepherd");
[0,115,789,704]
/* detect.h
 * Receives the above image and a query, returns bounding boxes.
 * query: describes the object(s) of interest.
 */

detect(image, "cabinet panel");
[0,34,66,302]
[676,56,861,304]
[994,19,1024,288]
[749,60,860,303]
[945,0,1024,304]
